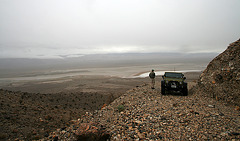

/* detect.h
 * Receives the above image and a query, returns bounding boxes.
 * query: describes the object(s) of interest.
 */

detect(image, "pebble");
[208,105,215,108]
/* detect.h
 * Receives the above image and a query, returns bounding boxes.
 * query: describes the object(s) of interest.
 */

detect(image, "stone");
[230,132,240,136]
[208,105,215,108]
[219,113,224,116]
[101,104,107,110]
[75,123,110,141]
[235,106,240,111]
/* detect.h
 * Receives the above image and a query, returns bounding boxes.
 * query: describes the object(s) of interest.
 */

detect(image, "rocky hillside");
[42,83,240,140]
[197,39,240,106]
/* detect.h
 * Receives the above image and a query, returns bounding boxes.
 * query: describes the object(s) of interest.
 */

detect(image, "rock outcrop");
[197,39,240,105]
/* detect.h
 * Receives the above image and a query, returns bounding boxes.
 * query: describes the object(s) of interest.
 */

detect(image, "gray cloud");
[0,0,240,58]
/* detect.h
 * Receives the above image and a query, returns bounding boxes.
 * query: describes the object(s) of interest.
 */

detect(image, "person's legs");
[151,78,155,89]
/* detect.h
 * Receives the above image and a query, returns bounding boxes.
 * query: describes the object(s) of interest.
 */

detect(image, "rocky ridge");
[41,82,240,140]
[197,39,240,106]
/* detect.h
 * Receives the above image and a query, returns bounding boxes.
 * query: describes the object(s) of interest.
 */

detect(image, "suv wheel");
[161,81,166,95]
[182,87,188,96]
[161,86,165,95]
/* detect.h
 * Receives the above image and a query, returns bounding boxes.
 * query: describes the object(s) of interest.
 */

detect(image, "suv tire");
[161,81,166,95]
[182,83,188,96]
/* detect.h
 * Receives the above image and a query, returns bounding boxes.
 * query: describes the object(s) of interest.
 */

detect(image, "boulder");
[74,123,110,141]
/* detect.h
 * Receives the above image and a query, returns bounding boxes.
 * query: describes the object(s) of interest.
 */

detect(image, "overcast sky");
[0,0,240,58]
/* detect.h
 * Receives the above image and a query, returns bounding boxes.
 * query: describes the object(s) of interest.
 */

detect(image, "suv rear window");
[165,72,183,78]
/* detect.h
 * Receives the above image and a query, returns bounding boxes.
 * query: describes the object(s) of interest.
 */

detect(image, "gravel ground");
[41,82,240,140]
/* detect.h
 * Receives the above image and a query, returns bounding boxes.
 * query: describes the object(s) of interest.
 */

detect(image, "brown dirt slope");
[197,39,240,106]
[0,89,116,140]
[0,76,148,140]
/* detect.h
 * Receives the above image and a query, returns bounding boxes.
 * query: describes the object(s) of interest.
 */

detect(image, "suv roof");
[164,72,184,78]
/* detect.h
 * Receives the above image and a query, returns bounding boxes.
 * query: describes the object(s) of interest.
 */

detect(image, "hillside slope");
[42,82,240,140]
[0,90,105,140]
[197,39,240,106]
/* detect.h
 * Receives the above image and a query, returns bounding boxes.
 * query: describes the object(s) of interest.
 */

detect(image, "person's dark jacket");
[149,72,155,78]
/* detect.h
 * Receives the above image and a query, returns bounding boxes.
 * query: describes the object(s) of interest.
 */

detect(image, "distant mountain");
[0,52,217,77]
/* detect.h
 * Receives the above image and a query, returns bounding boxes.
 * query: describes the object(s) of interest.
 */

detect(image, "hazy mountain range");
[0,52,218,77]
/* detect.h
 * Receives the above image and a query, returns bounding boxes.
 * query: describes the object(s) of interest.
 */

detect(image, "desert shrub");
[117,105,125,112]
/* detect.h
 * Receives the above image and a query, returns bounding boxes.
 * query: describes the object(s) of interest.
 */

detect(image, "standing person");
[149,69,156,89]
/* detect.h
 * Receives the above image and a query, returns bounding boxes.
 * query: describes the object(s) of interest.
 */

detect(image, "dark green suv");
[161,72,188,96]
